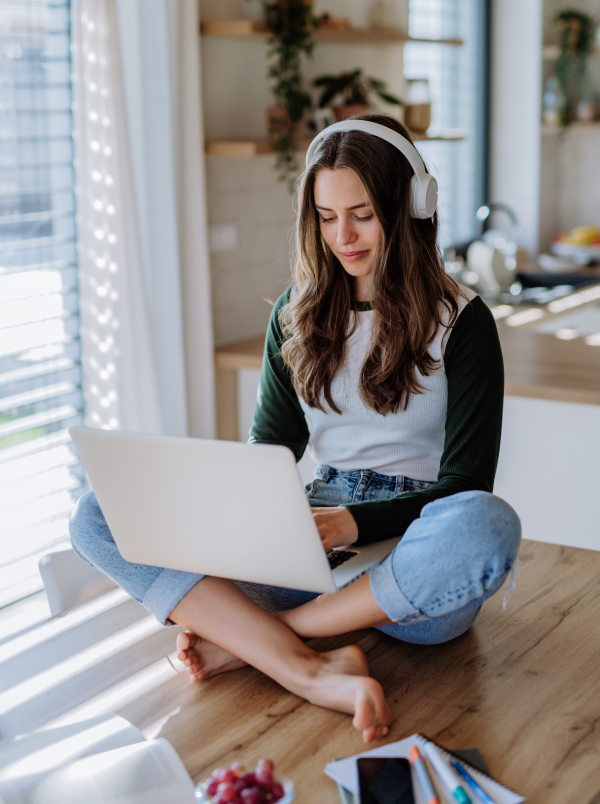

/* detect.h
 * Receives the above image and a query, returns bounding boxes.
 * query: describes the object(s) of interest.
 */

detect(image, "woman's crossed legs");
[70,485,520,743]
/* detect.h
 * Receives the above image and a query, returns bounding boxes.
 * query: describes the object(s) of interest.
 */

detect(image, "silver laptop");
[70,428,401,595]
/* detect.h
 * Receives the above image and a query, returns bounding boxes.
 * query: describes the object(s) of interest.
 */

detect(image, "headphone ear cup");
[411,174,438,219]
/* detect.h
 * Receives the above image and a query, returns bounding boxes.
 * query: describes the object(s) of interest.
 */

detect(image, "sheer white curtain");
[72,0,215,438]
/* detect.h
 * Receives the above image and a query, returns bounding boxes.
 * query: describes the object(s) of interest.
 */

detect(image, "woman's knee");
[424,490,521,564]
[389,490,521,620]
[377,600,482,646]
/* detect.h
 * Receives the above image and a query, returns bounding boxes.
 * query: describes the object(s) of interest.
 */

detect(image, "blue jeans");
[70,466,521,645]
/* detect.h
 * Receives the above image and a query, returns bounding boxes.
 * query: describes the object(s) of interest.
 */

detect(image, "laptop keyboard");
[327,549,358,570]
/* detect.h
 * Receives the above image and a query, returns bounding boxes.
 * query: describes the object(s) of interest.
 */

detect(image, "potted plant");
[312,68,403,121]
[260,0,317,191]
[555,9,595,126]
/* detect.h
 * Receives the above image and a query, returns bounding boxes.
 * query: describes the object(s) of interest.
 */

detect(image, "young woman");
[70,113,520,743]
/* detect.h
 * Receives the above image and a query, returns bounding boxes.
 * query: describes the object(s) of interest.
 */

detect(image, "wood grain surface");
[497,319,600,400]
[1,540,600,803]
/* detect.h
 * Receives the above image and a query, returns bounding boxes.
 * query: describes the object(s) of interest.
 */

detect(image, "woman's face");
[314,167,382,299]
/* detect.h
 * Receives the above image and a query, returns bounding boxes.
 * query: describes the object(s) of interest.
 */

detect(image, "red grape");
[207,760,286,804]
[224,770,239,784]
[216,781,237,803]
[240,787,263,804]
[255,769,273,785]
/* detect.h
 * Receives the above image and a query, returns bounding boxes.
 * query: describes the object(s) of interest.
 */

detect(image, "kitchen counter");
[214,287,600,438]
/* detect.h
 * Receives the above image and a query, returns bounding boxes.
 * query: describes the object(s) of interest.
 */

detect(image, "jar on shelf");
[576,92,599,122]
[542,76,564,126]
[404,78,431,132]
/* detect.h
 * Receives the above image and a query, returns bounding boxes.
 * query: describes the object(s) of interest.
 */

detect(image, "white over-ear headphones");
[305,120,438,220]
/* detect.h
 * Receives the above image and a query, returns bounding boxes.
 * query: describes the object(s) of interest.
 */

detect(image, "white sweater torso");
[298,287,476,479]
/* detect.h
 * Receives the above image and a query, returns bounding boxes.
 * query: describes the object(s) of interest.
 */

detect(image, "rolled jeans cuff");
[369,553,421,623]
[143,568,204,626]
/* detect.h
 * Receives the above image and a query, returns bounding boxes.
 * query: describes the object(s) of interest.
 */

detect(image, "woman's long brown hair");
[280,113,463,415]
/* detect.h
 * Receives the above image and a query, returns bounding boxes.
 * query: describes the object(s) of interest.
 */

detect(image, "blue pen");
[451,761,495,804]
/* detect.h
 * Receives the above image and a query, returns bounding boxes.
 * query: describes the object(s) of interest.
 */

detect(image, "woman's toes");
[176,630,200,653]
[362,725,377,743]
[353,690,375,731]
[351,681,391,743]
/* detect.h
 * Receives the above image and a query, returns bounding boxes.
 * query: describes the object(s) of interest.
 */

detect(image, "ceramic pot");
[267,105,303,134]
[333,103,369,122]
[405,103,431,132]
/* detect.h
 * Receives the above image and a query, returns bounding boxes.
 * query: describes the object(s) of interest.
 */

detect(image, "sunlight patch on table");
[45,657,182,729]
[0,588,130,665]
[0,617,160,712]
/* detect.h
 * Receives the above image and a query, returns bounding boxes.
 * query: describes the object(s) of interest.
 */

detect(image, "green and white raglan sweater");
[249,286,504,546]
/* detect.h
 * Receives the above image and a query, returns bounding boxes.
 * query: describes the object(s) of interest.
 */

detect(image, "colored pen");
[422,741,472,804]
[451,761,495,804]
[409,745,440,804]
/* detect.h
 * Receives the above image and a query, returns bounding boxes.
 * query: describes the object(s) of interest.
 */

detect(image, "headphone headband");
[305,120,426,177]
[304,120,437,219]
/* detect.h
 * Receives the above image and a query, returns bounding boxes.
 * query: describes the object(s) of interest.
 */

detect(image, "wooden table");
[1,539,600,803]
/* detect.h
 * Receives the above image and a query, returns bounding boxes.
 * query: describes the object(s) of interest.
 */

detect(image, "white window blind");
[0,0,84,607]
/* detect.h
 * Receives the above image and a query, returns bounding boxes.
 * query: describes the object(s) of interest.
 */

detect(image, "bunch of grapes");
[204,759,287,804]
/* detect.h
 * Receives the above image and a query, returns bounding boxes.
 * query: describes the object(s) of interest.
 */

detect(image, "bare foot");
[176,634,390,742]
[300,645,391,743]
[176,630,247,682]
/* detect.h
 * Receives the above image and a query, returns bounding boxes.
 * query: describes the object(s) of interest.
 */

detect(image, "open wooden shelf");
[200,19,462,46]
[542,43,600,60]
[206,130,466,157]
[205,138,312,157]
[541,121,600,135]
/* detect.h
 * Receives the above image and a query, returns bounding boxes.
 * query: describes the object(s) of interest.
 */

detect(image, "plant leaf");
[377,90,403,105]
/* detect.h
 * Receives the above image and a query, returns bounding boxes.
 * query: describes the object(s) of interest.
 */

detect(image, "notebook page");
[325,733,525,804]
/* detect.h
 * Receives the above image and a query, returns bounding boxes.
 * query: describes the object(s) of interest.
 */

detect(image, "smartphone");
[357,757,415,804]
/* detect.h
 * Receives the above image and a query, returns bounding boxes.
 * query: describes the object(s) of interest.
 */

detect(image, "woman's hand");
[311,506,359,551]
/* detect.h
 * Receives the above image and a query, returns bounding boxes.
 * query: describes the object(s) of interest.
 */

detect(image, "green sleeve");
[345,296,505,545]
[248,290,310,461]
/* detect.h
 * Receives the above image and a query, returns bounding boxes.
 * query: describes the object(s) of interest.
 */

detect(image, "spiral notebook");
[325,733,525,804]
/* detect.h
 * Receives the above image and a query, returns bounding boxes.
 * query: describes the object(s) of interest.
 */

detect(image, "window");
[405,0,488,247]
[0,0,84,607]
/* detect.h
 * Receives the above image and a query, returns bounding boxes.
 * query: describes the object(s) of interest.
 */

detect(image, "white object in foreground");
[0,713,194,804]
[24,739,194,804]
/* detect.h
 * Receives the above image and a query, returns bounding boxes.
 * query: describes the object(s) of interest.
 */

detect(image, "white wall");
[489,0,543,255]
[495,395,600,552]
[537,128,600,253]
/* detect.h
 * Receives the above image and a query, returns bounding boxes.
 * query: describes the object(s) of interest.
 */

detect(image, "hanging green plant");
[555,9,595,126]
[259,0,317,191]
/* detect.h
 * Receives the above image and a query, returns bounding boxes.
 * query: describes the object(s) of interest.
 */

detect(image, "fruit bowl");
[552,240,600,264]
[194,762,294,804]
